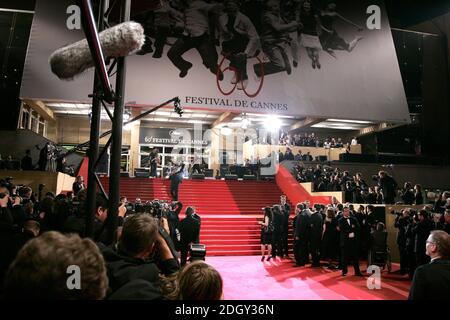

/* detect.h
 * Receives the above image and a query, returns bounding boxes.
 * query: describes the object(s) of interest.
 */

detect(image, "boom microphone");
[50,21,145,80]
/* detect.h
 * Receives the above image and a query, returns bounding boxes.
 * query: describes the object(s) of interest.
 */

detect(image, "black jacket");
[295,211,310,241]
[280,203,291,232]
[338,216,360,247]
[309,212,323,241]
[408,259,450,300]
[413,220,433,254]
[394,216,408,247]
[99,243,179,296]
[179,215,200,245]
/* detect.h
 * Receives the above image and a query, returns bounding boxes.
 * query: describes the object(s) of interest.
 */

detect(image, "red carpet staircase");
[100,177,293,256]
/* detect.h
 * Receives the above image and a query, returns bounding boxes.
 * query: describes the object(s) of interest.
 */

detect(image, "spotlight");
[123,110,131,122]
[221,125,232,136]
[241,114,251,129]
[264,116,282,132]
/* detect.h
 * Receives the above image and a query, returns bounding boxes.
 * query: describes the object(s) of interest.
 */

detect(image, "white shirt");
[218,12,260,57]
[351,139,358,146]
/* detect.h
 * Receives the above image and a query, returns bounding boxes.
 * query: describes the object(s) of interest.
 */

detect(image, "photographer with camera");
[413,210,433,267]
[395,209,410,274]
[179,207,201,267]
[99,213,179,299]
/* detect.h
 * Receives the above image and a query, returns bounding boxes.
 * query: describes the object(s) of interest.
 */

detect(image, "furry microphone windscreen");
[49,21,145,80]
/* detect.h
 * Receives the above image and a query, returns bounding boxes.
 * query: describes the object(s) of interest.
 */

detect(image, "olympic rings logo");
[216,54,265,98]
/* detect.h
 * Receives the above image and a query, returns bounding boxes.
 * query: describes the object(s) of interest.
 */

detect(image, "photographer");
[395,209,410,274]
[167,201,183,249]
[399,182,415,205]
[99,213,179,299]
[373,171,398,204]
[179,207,201,266]
[413,210,433,267]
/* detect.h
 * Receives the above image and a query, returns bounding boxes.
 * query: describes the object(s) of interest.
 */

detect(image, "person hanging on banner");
[167,0,224,79]
[253,0,301,78]
[218,0,260,91]
[319,2,364,58]
[298,0,323,69]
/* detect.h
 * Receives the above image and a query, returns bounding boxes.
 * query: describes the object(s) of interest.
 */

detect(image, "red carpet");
[99,177,291,256]
[205,256,411,300]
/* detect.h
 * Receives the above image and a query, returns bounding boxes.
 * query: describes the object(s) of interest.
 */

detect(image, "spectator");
[321,207,339,269]
[395,209,410,274]
[170,261,223,300]
[444,211,450,234]
[400,182,415,205]
[20,150,33,171]
[408,230,450,300]
[72,176,85,196]
[413,210,433,266]
[375,171,398,204]
[4,231,108,300]
[284,148,294,161]
[414,184,424,205]
[294,150,302,161]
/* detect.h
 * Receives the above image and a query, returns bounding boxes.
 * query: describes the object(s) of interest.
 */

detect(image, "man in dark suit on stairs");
[179,206,201,266]
[409,230,450,300]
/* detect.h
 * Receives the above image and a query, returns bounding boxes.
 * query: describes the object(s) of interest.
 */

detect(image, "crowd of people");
[0,144,73,175]
[293,164,435,205]
[278,131,357,149]
[260,196,450,284]
[0,175,223,300]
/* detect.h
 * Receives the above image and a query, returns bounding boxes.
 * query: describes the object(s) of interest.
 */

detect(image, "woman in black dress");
[259,207,274,261]
[321,207,339,269]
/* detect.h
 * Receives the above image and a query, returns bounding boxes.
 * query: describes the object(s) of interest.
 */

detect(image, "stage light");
[123,110,131,121]
[264,116,282,132]
[221,125,232,136]
[241,114,251,129]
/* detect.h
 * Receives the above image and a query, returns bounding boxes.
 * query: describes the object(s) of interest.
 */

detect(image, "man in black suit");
[338,207,363,276]
[179,206,201,266]
[408,230,450,300]
[279,195,291,258]
[170,163,184,201]
[72,176,85,196]
[309,205,323,267]
[395,209,410,274]
[376,171,398,204]
[294,203,310,266]
[413,210,433,266]
[20,150,33,171]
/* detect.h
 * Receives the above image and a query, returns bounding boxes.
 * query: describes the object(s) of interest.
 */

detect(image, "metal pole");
[78,0,114,102]
[85,0,109,238]
[106,0,130,245]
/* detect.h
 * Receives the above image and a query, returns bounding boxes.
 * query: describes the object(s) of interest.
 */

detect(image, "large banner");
[20,0,410,123]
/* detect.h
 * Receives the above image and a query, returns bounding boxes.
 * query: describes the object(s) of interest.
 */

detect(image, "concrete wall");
[55,115,132,146]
